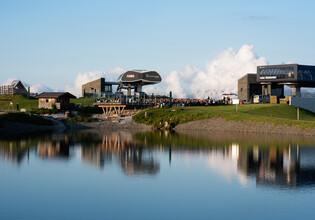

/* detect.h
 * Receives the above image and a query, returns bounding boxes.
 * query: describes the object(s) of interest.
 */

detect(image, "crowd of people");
[149,97,224,107]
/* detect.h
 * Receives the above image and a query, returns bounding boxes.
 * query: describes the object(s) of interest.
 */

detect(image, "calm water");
[1,130,315,220]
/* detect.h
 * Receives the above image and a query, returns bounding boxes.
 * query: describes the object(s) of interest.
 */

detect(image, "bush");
[67,116,96,123]
[31,108,56,115]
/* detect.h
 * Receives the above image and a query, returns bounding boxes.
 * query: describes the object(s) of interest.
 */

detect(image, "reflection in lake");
[1,131,315,188]
[2,131,315,219]
[81,133,160,176]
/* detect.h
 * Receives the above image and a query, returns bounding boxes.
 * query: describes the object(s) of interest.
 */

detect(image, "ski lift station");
[81,70,162,116]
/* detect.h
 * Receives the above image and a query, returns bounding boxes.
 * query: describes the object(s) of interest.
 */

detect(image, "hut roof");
[35,92,76,99]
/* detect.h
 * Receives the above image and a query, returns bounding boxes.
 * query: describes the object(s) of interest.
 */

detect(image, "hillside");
[133,104,315,129]
[0,95,38,111]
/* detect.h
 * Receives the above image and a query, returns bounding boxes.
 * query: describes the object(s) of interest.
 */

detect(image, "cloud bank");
[165,44,268,99]
[2,45,267,99]
[65,67,125,97]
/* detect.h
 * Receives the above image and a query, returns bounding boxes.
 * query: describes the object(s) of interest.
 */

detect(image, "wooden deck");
[98,104,126,117]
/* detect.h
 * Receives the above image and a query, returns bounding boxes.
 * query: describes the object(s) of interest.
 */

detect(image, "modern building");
[117,70,162,96]
[0,80,27,96]
[36,92,76,110]
[82,70,162,98]
[238,74,262,102]
[82,78,116,97]
[257,64,315,97]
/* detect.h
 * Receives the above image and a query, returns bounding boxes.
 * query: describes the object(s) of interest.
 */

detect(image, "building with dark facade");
[257,64,315,97]
[82,78,115,97]
[238,74,261,102]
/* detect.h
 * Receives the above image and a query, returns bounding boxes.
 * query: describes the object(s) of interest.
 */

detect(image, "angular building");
[257,64,315,97]
[238,74,262,102]
[117,70,162,96]
[0,80,27,96]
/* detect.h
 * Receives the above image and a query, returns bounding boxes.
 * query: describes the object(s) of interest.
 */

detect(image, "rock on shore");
[65,116,152,132]
[174,117,315,136]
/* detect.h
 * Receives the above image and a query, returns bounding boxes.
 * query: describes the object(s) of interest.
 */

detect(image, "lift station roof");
[117,70,162,85]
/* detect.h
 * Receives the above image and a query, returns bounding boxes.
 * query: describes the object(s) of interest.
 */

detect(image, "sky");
[1,0,315,98]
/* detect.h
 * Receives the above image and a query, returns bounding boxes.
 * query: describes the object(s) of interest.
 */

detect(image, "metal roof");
[35,92,76,99]
[11,80,20,86]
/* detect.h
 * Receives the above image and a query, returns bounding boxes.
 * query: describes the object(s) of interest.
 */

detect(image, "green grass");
[0,112,53,126]
[0,94,38,110]
[70,97,94,107]
[133,104,315,129]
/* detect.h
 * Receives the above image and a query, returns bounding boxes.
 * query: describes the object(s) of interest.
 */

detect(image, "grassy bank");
[133,104,315,129]
[0,95,38,110]
[70,97,94,107]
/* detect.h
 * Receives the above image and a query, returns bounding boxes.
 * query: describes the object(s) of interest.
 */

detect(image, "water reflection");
[1,130,315,188]
[81,132,160,176]
[238,145,315,189]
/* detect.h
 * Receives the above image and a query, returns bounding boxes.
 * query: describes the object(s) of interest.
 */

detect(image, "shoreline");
[0,116,152,137]
[174,117,315,136]
[2,115,315,137]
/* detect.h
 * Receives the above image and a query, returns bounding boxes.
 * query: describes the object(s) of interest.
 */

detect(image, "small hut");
[35,92,76,110]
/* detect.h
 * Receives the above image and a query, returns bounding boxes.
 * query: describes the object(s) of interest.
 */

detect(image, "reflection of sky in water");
[1,131,315,219]
[205,144,253,187]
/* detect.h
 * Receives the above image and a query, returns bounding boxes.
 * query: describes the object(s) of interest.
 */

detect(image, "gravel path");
[174,117,315,136]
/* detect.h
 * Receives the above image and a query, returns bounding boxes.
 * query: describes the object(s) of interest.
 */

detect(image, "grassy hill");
[0,95,95,111]
[133,104,315,129]
[0,95,38,111]
[70,97,94,107]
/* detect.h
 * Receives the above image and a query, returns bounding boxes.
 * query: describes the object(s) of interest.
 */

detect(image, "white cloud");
[1,78,18,86]
[164,44,268,99]
[65,67,126,97]
[165,70,187,98]
[30,84,54,94]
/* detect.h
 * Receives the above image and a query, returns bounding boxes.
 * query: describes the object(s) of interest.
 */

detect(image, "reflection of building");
[81,133,160,176]
[37,139,70,159]
[0,140,29,164]
[237,146,315,188]
[0,134,72,164]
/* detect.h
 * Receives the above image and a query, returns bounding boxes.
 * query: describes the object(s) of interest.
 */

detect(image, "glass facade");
[297,68,315,82]
[259,67,295,80]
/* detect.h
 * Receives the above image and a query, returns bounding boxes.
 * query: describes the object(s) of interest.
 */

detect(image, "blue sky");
[1,0,315,96]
